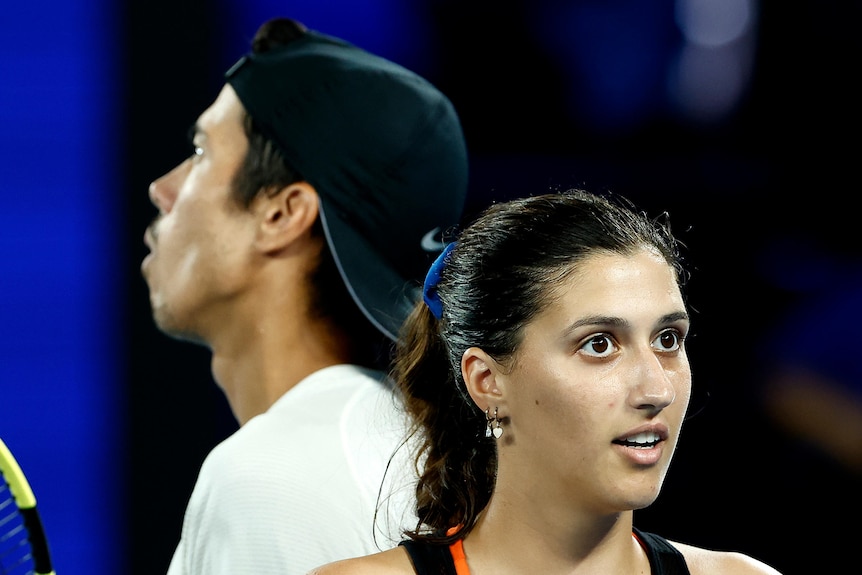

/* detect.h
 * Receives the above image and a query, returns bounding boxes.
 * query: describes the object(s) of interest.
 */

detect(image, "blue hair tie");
[423,242,456,319]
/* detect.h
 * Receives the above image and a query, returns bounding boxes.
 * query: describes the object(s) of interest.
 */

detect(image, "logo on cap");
[421,227,447,252]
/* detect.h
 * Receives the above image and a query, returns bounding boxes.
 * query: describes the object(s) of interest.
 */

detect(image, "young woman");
[308,190,782,575]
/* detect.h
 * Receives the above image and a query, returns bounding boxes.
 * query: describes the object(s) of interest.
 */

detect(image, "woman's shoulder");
[672,540,783,575]
[305,546,414,575]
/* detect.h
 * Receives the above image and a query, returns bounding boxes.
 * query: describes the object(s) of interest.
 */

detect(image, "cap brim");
[318,197,421,342]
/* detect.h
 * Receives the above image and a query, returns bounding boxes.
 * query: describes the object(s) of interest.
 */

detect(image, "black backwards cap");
[225,27,468,341]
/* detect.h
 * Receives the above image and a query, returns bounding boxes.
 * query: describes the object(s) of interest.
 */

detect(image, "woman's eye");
[580,334,617,358]
[652,329,682,352]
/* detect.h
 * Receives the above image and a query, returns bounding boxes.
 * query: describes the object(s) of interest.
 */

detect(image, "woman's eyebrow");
[659,311,690,325]
[561,310,689,337]
[563,315,630,336]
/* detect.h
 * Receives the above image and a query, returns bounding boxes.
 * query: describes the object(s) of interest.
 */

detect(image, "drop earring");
[485,407,502,439]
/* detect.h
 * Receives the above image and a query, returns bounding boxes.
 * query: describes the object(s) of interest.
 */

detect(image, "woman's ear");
[254,181,320,253]
[462,347,503,412]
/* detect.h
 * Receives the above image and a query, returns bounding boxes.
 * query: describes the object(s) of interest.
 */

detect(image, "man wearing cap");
[141,16,467,575]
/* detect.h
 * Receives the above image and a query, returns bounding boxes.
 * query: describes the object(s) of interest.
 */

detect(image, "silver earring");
[485,407,502,439]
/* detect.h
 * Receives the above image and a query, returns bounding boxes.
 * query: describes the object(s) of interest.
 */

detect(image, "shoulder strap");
[632,528,691,575]
[399,539,459,575]
[401,530,689,575]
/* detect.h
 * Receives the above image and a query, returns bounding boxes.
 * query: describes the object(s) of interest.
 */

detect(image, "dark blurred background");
[2,1,859,573]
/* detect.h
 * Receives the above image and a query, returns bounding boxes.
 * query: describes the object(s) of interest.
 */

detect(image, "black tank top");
[399,527,691,575]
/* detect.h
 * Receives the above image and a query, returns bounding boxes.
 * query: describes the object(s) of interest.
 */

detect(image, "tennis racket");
[0,437,55,575]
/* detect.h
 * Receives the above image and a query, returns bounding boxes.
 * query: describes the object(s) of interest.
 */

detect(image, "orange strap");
[449,538,469,575]
[444,526,470,575]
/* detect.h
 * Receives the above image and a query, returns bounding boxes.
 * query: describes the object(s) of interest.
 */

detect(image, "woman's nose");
[629,351,677,412]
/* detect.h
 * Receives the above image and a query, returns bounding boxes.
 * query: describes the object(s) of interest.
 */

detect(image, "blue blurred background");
[1,0,859,573]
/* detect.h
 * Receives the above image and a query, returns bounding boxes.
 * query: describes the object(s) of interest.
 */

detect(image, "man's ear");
[462,347,504,412]
[254,181,320,253]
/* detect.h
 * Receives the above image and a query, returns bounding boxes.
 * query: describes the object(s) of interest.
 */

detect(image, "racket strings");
[1,481,37,575]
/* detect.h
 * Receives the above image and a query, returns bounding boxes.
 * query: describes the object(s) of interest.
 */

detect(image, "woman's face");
[492,248,691,514]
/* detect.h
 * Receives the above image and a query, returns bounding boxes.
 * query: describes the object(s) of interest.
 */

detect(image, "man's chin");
[151,311,204,346]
